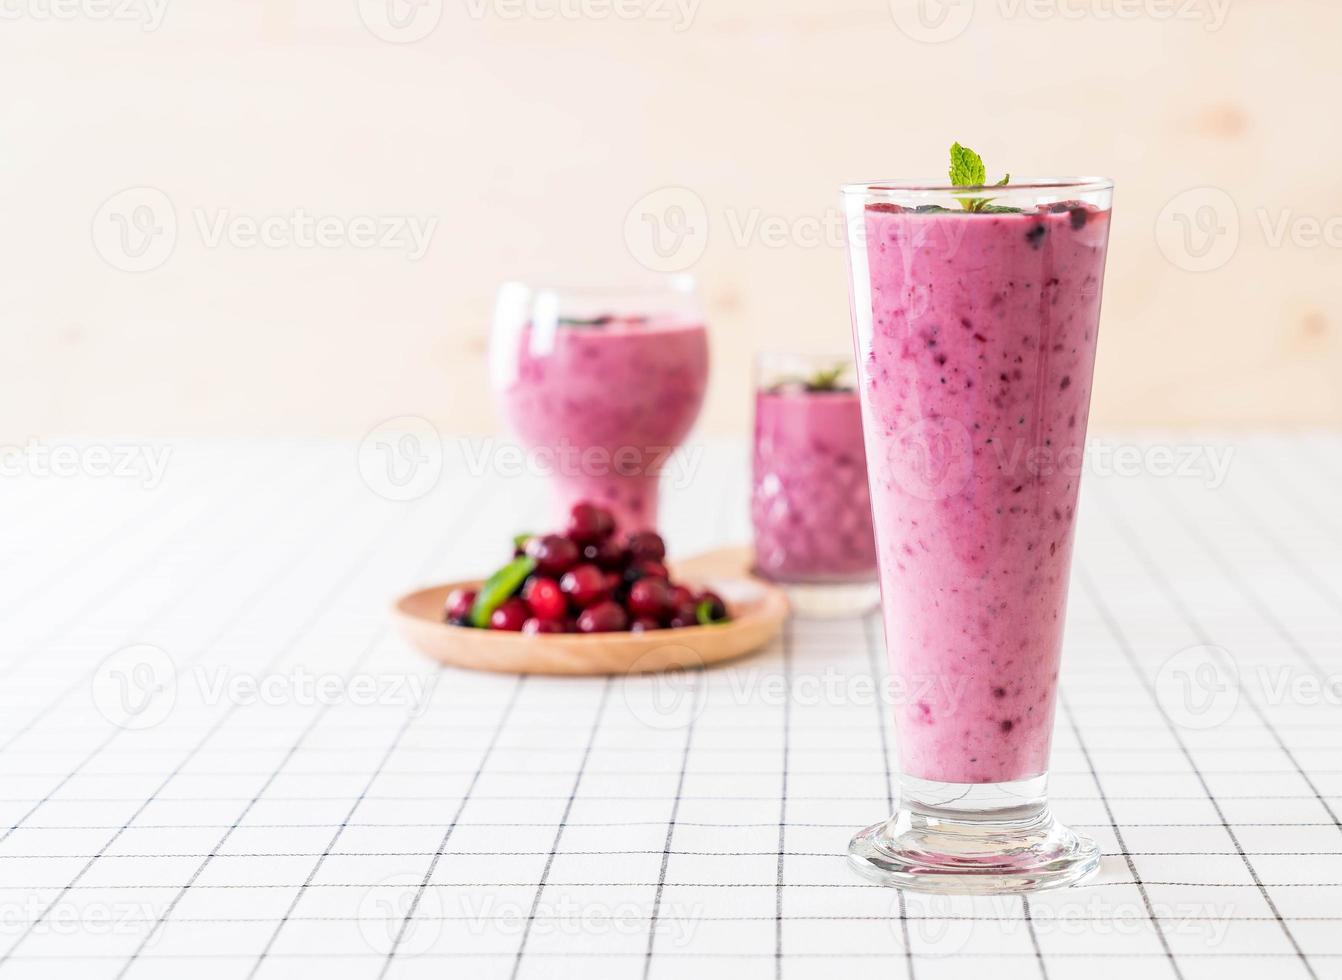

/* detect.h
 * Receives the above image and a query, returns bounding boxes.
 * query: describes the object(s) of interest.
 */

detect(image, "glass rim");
[841,176,1114,196]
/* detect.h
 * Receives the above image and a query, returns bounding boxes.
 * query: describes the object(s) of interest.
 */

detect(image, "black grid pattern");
[0,437,1339,980]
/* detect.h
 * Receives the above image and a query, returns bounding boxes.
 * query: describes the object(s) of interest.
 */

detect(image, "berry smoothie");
[499,316,709,531]
[752,384,877,583]
[851,202,1111,784]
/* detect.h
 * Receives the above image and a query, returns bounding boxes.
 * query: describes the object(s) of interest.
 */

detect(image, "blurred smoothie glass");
[751,352,879,616]
[491,279,709,532]
[841,174,1114,893]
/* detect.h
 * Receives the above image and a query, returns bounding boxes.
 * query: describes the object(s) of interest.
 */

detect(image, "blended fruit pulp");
[751,388,877,583]
[854,203,1110,784]
[501,317,709,532]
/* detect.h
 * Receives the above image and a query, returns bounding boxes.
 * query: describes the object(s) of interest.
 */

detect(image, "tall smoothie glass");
[841,177,1113,893]
[491,279,709,532]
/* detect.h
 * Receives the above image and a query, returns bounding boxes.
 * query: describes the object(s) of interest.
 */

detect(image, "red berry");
[629,559,669,581]
[523,617,567,635]
[566,502,616,545]
[577,600,629,633]
[583,537,627,571]
[559,563,609,609]
[522,577,566,622]
[525,534,580,578]
[625,530,666,562]
[668,585,694,609]
[604,571,622,595]
[696,590,728,623]
[667,599,699,628]
[630,616,662,633]
[628,578,674,619]
[444,588,476,624]
[489,598,530,632]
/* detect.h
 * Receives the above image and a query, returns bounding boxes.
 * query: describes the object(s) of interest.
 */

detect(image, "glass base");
[848,774,1100,895]
[768,578,880,618]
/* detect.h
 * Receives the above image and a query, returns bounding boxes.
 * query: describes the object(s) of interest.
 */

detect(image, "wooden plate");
[393,546,787,675]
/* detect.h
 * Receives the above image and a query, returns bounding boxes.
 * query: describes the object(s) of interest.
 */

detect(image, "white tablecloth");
[0,434,1339,979]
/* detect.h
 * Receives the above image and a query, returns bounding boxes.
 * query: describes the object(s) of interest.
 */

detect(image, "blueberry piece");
[1026,225,1046,248]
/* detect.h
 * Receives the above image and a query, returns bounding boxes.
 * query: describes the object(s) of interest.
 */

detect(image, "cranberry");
[525,534,579,578]
[444,588,476,624]
[560,563,609,609]
[630,559,669,580]
[522,577,566,622]
[696,590,728,623]
[669,585,694,609]
[583,537,627,571]
[523,617,567,635]
[577,600,629,633]
[630,616,662,633]
[628,578,674,619]
[625,530,666,562]
[667,611,698,629]
[566,502,616,545]
[604,571,623,595]
[667,598,699,628]
[489,598,530,632]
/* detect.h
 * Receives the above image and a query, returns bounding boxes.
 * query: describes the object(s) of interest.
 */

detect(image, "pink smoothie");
[853,203,1111,783]
[752,388,877,583]
[500,317,709,531]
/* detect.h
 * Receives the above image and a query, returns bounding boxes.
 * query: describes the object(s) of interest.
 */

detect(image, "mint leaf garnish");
[805,363,849,392]
[949,142,986,188]
[469,555,536,628]
[949,143,1019,213]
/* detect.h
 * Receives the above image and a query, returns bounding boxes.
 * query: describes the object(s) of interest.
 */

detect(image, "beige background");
[4,0,1339,440]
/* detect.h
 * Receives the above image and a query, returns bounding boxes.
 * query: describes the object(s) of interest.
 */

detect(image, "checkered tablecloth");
[1,434,1339,979]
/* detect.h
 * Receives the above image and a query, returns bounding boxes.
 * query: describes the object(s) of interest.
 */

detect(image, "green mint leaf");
[949,142,986,187]
[950,144,1011,211]
[805,363,850,392]
[469,555,536,628]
